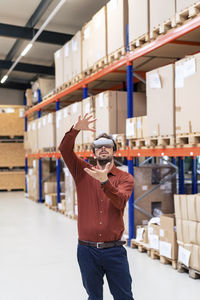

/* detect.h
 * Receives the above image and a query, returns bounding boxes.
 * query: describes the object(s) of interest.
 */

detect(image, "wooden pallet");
[108,47,126,64]
[93,57,108,72]
[176,133,200,147]
[131,239,150,254]
[178,263,200,279]
[129,33,149,51]
[128,138,148,149]
[74,144,83,152]
[175,2,200,26]
[71,73,83,85]
[145,135,175,148]
[114,134,127,150]
[149,249,160,260]
[0,143,26,168]
[0,171,25,191]
[160,256,177,270]
[42,147,56,153]
[82,143,92,151]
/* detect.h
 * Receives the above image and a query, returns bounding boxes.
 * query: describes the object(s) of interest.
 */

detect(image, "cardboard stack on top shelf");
[175,53,200,142]
[64,167,77,218]
[63,41,72,84]
[174,194,200,272]
[106,0,128,59]
[146,63,175,141]
[82,97,95,148]
[32,78,55,103]
[71,31,82,80]
[150,0,176,36]
[56,106,71,148]
[26,119,38,153]
[128,0,149,46]
[54,47,64,89]
[37,113,56,151]
[70,102,83,150]
[126,116,147,141]
[176,0,198,12]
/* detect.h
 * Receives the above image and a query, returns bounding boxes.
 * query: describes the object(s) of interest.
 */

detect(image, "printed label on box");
[142,185,148,191]
[64,43,69,57]
[32,122,36,130]
[149,73,162,89]
[38,121,41,130]
[183,58,196,78]
[109,0,118,11]
[19,108,24,118]
[84,27,90,40]
[72,39,78,52]
[42,118,46,126]
[98,93,104,108]
[28,124,31,131]
[55,50,60,59]
[137,120,141,129]
[64,108,69,118]
[85,102,90,113]
[160,241,172,259]
[178,246,191,267]
[160,229,165,237]
[48,114,52,123]
[126,119,134,137]
[72,102,78,113]
[175,65,184,88]
[149,234,159,250]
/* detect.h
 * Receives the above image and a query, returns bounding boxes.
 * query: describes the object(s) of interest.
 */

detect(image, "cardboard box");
[196,194,200,222]
[107,0,128,55]
[150,0,176,31]
[148,223,160,250]
[63,41,72,83]
[134,165,176,231]
[71,31,82,78]
[38,113,56,151]
[25,89,32,106]
[176,0,197,12]
[126,115,147,139]
[70,102,83,147]
[146,63,175,137]
[27,120,38,153]
[82,19,94,71]
[175,53,200,134]
[56,106,71,148]
[82,97,95,145]
[191,245,200,271]
[44,181,65,194]
[129,0,149,42]
[92,6,107,64]
[174,194,188,220]
[54,47,64,88]
[0,105,25,136]
[159,214,178,259]
[178,242,192,267]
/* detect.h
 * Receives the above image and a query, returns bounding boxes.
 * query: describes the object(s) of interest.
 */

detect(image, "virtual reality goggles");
[93,138,115,149]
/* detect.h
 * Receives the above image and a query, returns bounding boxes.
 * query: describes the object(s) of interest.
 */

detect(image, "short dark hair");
[92,133,117,153]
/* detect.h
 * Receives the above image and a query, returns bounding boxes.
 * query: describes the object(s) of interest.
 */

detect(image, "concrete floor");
[0,192,199,300]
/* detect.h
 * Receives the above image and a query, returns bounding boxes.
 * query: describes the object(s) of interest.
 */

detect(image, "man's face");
[94,145,114,160]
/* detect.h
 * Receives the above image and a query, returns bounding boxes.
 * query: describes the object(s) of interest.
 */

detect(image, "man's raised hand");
[74,113,96,132]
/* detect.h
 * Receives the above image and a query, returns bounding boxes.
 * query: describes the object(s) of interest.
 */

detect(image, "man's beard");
[97,156,112,166]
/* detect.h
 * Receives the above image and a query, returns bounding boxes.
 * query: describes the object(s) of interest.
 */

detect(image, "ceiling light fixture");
[0,0,66,84]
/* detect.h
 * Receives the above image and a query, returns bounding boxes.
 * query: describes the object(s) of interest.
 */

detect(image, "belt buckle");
[97,242,104,249]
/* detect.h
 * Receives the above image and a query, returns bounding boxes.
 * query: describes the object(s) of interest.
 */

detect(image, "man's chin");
[97,156,112,166]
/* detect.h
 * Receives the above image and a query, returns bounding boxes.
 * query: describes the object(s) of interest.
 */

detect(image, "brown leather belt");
[78,239,126,249]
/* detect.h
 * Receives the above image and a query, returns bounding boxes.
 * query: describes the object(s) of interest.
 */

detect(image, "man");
[59,113,134,300]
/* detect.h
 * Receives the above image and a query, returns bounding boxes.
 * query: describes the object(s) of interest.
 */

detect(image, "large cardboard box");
[56,106,72,148]
[92,6,107,64]
[107,0,128,55]
[174,194,188,220]
[126,116,147,139]
[38,113,56,151]
[82,19,94,71]
[135,225,149,243]
[134,165,176,231]
[82,97,95,146]
[129,0,149,43]
[54,47,64,88]
[175,53,200,134]
[0,105,24,136]
[63,41,72,83]
[44,181,65,194]
[176,0,197,12]
[25,89,32,106]
[148,223,160,250]
[27,119,38,153]
[146,63,175,137]
[150,0,176,31]
[71,31,82,78]
[32,78,55,98]
[159,214,178,260]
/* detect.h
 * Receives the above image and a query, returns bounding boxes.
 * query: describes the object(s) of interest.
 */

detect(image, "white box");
[54,47,64,88]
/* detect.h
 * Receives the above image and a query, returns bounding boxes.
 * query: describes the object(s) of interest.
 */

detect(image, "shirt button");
[99,234,102,237]
[100,222,102,225]
[100,211,103,214]
[101,200,103,202]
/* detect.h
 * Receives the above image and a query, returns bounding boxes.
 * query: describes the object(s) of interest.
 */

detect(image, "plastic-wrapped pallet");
[107,0,128,56]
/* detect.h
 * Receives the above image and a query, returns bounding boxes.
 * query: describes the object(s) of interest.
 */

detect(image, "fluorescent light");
[21,43,33,56]
[1,75,8,84]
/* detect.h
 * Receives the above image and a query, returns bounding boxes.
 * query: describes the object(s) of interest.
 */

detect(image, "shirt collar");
[108,165,119,176]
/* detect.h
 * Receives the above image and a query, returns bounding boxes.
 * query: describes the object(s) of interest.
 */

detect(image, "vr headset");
[92,137,117,153]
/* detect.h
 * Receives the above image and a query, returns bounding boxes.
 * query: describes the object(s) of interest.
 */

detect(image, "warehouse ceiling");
[0,0,109,90]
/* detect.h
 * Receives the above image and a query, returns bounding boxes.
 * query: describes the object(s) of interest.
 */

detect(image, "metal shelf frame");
[25,16,200,242]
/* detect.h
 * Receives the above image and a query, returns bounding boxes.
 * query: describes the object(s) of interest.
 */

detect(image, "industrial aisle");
[0,192,199,300]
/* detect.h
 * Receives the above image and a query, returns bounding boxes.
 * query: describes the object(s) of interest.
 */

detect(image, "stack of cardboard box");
[174,194,200,271]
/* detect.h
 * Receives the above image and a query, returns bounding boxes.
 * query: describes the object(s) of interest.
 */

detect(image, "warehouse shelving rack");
[25,15,200,245]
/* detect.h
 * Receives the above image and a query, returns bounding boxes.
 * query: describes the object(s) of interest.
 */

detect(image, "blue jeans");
[77,243,134,300]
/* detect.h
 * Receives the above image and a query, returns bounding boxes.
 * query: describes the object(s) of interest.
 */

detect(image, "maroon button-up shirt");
[59,128,134,242]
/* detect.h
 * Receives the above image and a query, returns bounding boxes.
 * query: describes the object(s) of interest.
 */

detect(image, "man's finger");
[84,168,97,175]
[105,162,111,170]
[88,118,97,123]
[83,113,88,119]
[88,128,96,132]
[78,115,81,122]
[86,115,93,120]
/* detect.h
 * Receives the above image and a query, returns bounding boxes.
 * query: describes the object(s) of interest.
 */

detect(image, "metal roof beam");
[0,60,55,75]
[6,0,54,61]
[0,23,73,45]
[0,80,31,90]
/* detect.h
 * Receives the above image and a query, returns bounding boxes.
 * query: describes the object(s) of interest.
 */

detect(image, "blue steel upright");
[24,95,28,194]
[83,85,89,163]
[127,61,134,245]
[178,157,185,194]
[56,100,61,205]
[192,157,198,194]
[38,89,43,203]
